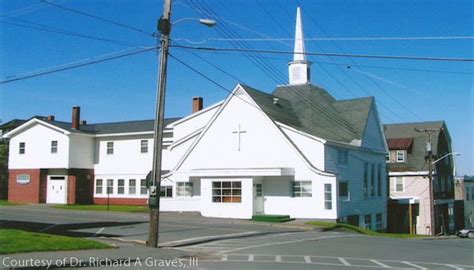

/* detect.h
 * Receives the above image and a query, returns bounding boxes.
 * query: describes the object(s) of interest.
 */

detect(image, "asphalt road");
[1,205,473,270]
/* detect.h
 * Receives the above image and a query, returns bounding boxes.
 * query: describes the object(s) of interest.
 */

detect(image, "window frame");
[140,140,148,153]
[140,179,147,195]
[16,174,30,184]
[395,177,404,192]
[324,183,332,210]
[339,182,349,201]
[51,140,58,154]
[160,185,173,198]
[19,142,26,155]
[176,182,193,197]
[129,179,136,195]
[117,179,125,194]
[396,150,405,163]
[106,142,114,155]
[106,179,114,194]
[376,213,383,230]
[95,179,103,194]
[212,181,241,203]
[292,180,312,197]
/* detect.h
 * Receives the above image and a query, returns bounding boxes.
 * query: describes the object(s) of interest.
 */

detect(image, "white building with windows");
[4,7,388,230]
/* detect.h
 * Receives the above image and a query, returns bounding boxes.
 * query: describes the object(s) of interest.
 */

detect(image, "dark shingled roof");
[24,117,182,137]
[383,121,450,171]
[241,84,374,144]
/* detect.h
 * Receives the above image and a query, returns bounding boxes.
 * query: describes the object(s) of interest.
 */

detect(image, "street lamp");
[432,152,460,165]
[172,17,217,27]
[147,0,215,248]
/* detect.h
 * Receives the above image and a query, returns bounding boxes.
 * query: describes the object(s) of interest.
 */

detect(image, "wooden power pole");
[415,127,440,236]
[148,0,172,248]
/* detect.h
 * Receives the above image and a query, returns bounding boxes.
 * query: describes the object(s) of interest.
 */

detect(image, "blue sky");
[0,0,472,175]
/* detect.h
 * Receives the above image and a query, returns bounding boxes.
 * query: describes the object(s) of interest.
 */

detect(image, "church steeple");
[288,7,311,85]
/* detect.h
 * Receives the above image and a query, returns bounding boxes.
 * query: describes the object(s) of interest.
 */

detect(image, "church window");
[177,182,193,197]
[107,142,114,155]
[324,184,332,209]
[117,179,125,194]
[95,179,103,194]
[212,181,241,203]
[160,186,173,198]
[293,181,312,197]
[339,182,349,201]
[106,179,113,194]
[129,179,136,195]
[140,140,148,153]
[337,149,348,165]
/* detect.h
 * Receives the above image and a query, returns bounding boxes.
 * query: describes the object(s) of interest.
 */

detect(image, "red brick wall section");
[93,197,147,206]
[8,169,41,203]
[67,175,76,205]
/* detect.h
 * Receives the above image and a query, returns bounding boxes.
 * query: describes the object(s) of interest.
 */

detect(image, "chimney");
[72,106,80,130]
[192,97,203,113]
[80,120,87,125]
[47,115,55,121]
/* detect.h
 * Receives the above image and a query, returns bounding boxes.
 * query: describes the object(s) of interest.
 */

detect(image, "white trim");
[169,101,223,127]
[396,150,405,162]
[95,131,154,137]
[276,122,326,143]
[169,127,204,150]
[182,167,295,177]
[389,171,429,176]
[3,118,70,138]
[171,84,335,177]
[393,176,404,192]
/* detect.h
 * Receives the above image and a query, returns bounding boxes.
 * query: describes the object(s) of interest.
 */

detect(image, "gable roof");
[383,121,450,171]
[3,116,182,138]
[241,84,374,145]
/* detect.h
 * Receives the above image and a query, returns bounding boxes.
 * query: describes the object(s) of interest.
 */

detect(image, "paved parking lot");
[1,205,473,270]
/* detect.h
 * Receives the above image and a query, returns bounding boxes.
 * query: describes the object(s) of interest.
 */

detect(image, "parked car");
[456,228,474,238]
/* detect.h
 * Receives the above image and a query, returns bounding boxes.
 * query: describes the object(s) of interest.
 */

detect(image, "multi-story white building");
[3,7,388,229]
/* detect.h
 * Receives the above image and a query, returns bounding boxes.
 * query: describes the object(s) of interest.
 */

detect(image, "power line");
[205,36,474,41]
[0,2,50,17]
[0,17,151,48]
[0,46,158,84]
[41,0,153,37]
[170,44,474,62]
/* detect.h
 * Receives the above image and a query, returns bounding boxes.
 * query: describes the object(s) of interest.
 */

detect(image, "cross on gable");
[232,123,247,151]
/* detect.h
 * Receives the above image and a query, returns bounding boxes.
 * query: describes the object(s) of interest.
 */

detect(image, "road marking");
[304,256,311,263]
[220,234,361,254]
[445,265,465,270]
[40,223,57,232]
[402,261,427,269]
[93,227,105,237]
[370,259,391,268]
[248,255,254,261]
[338,257,351,266]
[275,255,282,262]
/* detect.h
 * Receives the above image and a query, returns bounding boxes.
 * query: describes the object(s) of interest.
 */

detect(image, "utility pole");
[148,0,172,248]
[415,127,440,236]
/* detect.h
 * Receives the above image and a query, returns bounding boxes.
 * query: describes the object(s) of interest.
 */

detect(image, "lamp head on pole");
[198,18,216,27]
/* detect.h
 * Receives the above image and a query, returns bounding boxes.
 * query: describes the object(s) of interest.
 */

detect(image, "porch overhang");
[185,167,295,177]
[390,196,419,204]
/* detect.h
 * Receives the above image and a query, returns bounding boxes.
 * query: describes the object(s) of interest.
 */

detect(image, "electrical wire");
[0,46,158,84]
[40,0,154,37]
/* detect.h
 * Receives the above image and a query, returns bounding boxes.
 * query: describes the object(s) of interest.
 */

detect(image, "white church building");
[4,8,388,230]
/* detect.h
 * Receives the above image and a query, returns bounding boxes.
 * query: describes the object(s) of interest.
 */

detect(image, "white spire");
[293,6,305,61]
[288,6,311,85]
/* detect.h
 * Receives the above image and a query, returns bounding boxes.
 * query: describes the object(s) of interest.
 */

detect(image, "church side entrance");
[253,180,264,214]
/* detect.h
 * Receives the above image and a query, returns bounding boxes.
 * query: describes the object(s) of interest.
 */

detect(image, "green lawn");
[0,200,22,206]
[0,229,112,254]
[51,204,150,213]
[305,221,427,239]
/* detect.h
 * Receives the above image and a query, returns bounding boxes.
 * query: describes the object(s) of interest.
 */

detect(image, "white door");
[253,183,264,214]
[47,176,67,204]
